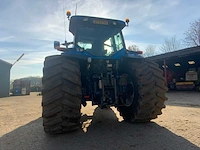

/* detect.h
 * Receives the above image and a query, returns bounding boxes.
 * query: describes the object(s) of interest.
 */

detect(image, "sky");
[0,0,200,79]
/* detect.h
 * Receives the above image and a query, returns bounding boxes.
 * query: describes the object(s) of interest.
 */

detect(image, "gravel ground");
[0,91,200,150]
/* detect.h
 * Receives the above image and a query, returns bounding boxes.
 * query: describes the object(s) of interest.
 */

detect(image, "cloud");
[169,0,181,6]
[10,50,61,79]
[0,48,7,53]
[125,39,161,52]
[20,51,60,65]
[0,36,14,42]
[146,22,174,36]
[148,22,162,31]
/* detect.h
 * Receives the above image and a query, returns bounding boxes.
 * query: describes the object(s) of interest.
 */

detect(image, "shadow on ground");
[0,107,199,150]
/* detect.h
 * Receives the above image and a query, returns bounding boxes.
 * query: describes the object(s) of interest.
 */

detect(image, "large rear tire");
[117,58,168,122]
[42,55,82,134]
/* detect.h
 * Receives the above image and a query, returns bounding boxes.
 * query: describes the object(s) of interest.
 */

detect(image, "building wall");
[0,60,12,98]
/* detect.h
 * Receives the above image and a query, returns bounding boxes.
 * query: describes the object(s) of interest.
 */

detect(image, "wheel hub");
[119,74,134,107]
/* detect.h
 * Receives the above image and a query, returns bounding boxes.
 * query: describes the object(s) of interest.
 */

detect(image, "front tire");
[42,55,82,134]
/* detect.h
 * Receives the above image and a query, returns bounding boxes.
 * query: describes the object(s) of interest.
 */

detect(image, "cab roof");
[69,15,126,37]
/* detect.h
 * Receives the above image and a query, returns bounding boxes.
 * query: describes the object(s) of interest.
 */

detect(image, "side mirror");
[54,41,60,49]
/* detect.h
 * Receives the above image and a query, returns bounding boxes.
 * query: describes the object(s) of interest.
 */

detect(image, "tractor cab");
[69,16,127,56]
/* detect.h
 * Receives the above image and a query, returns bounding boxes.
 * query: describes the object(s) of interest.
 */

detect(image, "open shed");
[0,59,12,98]
[148,46,200,90]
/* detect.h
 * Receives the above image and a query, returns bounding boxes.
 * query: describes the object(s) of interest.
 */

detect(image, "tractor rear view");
[42,12,168,134]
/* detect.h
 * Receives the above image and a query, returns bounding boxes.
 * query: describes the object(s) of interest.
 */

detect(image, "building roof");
[148,46,200,79]
[148,46,200,62]
[0,59,12,67]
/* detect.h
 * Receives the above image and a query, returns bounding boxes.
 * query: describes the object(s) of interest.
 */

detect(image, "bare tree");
[128,45,139,51]
[160,36,181,53]
[144,45,156,57]
[184,19,200,46]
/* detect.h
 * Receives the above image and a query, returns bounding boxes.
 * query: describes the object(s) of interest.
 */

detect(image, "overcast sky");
[0,0,200,79]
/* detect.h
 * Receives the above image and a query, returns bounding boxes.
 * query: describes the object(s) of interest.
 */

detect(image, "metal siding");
[0,61,12,98]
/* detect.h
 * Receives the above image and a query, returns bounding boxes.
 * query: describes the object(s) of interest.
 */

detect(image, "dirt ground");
[0,91,200,150]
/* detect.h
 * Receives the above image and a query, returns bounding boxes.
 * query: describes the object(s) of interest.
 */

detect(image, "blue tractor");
[42,14,168,134]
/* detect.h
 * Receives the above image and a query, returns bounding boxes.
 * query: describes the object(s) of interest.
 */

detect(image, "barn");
[149,46,200,90]
[0,59,12,98]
